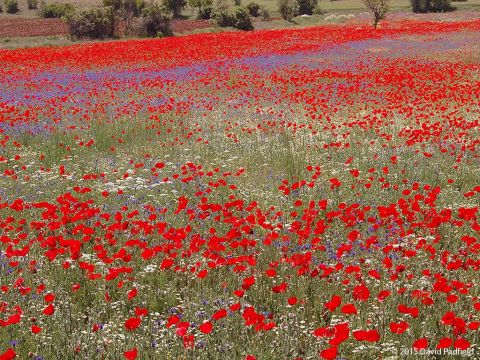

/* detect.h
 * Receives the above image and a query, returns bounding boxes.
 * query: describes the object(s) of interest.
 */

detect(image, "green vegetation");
[162,0,187,17]
[246,0,260,15]
[103,0,146,33]
[64,6,117,39]
[39,2,75,17]
[277,0,298,20]
[188,0,214,18]
[363,0,388,28]
[410,0,455,12]
[297,0,317,14]
[140,4,173,37]
[27,0,39,9]
[4,0,19,13]
[212,5,254,29]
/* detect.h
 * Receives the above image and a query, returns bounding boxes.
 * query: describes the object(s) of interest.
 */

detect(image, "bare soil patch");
[0,17,212,38]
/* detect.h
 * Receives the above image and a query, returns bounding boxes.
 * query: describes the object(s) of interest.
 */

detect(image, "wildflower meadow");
[0,19,479,360]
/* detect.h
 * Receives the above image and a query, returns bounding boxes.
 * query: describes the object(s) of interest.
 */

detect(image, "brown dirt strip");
[0,17,212,38]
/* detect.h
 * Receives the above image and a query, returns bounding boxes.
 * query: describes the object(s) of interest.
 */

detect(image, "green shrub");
[431,0,455,10]
[140,4,173,37]
[212,8,236,26]
[246,1,259,16]
[103,0,145,33]
[40,2,75,18]
[297,0,317,14]
[103,0,145,16]
[410,0,455,12]
[198,3,213,18]
[363,0,388,28]
[313,4,325,14]
[4,0,19,13]
[27,0,39,9]
[162,0,186,17]
[188,0,213,18]
[215,0,228,11]
[233,6,253,30]
[277,0,298,21]
[190,0,212,18]
[258,6,269,19]
[234,0,241,5]
[64,6,118,39]
[213,6,253,30]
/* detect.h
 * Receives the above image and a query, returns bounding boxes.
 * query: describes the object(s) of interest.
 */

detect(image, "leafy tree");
[188,0,213,19]
[212,6,253,30]
[212,7,236,26]
[297,0,317,15]
[141,4,173,37]
[198,2,213,18]
[103,0,146,32]
[64,6,118,39]
[39,2,75,18]
[246,1,260,16]
[27,0,38,9]
[233,6,253,30]
[363,0,388,28]
[411,0,454,12]
[277,0,298,21]
[4,0,19,13]
[162,0,187,17]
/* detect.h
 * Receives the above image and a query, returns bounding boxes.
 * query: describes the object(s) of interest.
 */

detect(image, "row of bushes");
[65,4,172,39]
[0,0,19,13]
[410,0,455,12]
[277,0,323,21]
[186,0,267,21]
[44,0,260,38]
[212,6,253,30]
[0,0,73,15]
[40,2,74,17]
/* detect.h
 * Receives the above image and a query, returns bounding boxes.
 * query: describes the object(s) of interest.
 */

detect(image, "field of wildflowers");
[0,19,479,360]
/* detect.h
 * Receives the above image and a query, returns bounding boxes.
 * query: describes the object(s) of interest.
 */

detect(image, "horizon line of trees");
[0,0,462,37]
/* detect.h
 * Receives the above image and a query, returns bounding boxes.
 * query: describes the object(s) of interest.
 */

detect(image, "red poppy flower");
[44,293,55,303]
[320,346,337,360]
[453,338,470,350]
[212,309,227,320]
[127,288,137,301]
[124,347,137,360]
[353,284,370,301]
[436,337,452,349]
[199,321,213,334]
[288,297,298,306]
[42,304,55,316]
[389,321,409,334]
[413,338,428,350]
[325,295,342,312]
[125,317,141,331]
[341,303,357,315]
[0,348,16,360]
[353,329,380,342]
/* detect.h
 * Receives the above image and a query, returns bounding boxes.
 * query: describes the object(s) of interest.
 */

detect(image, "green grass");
[0,35,74,48]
